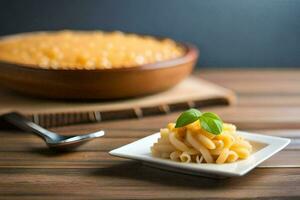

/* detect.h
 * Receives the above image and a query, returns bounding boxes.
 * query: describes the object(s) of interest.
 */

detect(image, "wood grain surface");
[1,69,300,200]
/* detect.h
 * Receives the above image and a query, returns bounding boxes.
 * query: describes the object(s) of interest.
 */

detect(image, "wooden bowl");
[0,36,198,100]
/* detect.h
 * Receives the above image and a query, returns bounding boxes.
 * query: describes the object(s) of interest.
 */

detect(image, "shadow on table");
[90,161,242,189]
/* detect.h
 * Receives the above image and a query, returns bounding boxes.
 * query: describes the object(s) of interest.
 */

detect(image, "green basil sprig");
[175,108,223,135]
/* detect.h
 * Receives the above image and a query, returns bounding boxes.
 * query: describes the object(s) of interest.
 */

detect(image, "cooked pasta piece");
[223,123,236,133]
[230,147,250,159]
[151,118,252,164]
[157,137,171,145]
[161,152,171,159]
[170,151,182,161]
[196,155,204,163]
[151,147,160,157]
[232,140,252,152]
[216,148,229,164]
[152,143,176,153]
[180,152,192,163]
[210,140,224,155]
[227,151,239,163]
[186,131,214,163]
[200,130,216,140]
[215,133,235,148]
[168,131,198,155]
[196,134,216,150]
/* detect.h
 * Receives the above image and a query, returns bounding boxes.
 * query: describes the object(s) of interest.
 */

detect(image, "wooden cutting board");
[0,77,236,127]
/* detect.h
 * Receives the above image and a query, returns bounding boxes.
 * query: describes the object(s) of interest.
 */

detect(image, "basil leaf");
[175,108,202,128]
[199,112,223,135]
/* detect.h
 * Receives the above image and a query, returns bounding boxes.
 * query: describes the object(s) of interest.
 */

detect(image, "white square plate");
[109,131,290,178]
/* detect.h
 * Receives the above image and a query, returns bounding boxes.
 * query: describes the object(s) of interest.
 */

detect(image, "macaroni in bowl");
[151,121,252,164]
[0,30,184,69]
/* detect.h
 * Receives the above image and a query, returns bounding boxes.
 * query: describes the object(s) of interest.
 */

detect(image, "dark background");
[0,0,299,67]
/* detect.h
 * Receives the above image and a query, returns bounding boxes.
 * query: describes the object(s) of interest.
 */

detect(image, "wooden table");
[1,69,300,200]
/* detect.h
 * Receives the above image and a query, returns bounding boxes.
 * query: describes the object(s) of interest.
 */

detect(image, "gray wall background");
[0,0,299,67]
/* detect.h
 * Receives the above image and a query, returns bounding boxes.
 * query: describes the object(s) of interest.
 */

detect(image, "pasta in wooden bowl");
[0,30,198,99]
[151,109,252,164]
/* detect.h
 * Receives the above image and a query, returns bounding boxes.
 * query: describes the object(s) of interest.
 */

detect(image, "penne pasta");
[216,148,230,164]
[152,143,176,153]
[151,146,160,157]
[196,155,204,163]
[196,134,216,150]
[210,150,222,156]
[213,140,224,149]
[151,116,252,164]
[186,131,214,163]
[186,120,201,132]
[180,152,191,163]
[216,133,235,148]
[230,147,250,159]
[167,123,176,132]
[168,131,198,155]
[184,138,193,148]
[200,129,216,139]
[161,152,171,159]
[168,131,188,151]
[223,123,236,133]
[231,140,252,152]
[157,137,171,145]
[170,151,182,161]
[227,150,239,163]
[160,128,169,138]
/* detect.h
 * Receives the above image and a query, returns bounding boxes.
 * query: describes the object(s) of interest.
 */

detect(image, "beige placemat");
[0,77,236,127]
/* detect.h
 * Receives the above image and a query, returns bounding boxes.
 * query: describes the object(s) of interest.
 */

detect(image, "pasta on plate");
[151,121,252,164]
